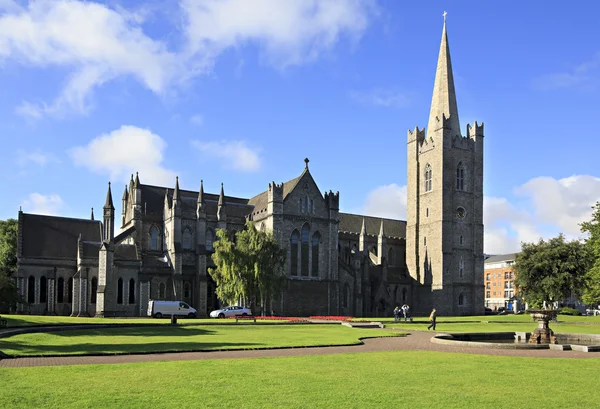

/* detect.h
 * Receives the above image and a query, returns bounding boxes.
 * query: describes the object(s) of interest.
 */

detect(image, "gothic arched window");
[301,224,310,276]
[90,277,97,304]
[150,226,160,251]
[459,235,464,245]
[290,230,299,275]
[184,282,191,299]
[458,293,465,306]
[303,197,308,213]
[129,278,135,304]
[459,256,464,278]
[311,232,321,277]
[298,198,302,213]
[206,229,214,251]
[456,162,465,191]
[39,276,47,304]
[424,163,432,192]
[182,228,192,250]
[309,199,314,213]
[117,278,124,304]
[57,277,64,303]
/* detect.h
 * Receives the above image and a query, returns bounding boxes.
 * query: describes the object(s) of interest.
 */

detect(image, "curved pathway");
[1,329,598,368]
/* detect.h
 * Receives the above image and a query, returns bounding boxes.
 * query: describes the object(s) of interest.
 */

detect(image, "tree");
[0,274,22,313]
[581,202,600,307]
[209,221,286,315]
[0,218,18,277]
[514,234,592,309]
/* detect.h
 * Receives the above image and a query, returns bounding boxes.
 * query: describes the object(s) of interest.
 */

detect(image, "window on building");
[68,277,73,303]
[303,197,308,213]
[206,230,214,251]
[57,277,64,303]
[290,230,299,275]
[311,232,320,277]
[301,224,310,276]
[424,164,432,192]
[458,293,465,306]
[504,272,509,279]
[493,282,496,287]
[456,162,465,191]
[309,199,314,213]
[486,283,490,289]
[150,226,160,251]
[459,235,463,245]
[129,278,135,304]
[486,273,490,281]
[184,282,191,299]
[486,291,490,298]
[159,282,166,299]
[182,228,192,250]
[39,276,47,304]
[27,276,35,303]
[459,257,464,278]
[510,272,514,279]
[298,198,302,212]
[90,277,97,304]
[117,278,123,304]
[426,208,429,217]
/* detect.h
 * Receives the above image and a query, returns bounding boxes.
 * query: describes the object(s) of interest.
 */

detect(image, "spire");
[379,219,385,237]
[104,182,114,209]
[90,208,94,220]
[122,185,128,201]
[427,12,461,136]
[360,217,366,235]
[218,183,225,207]
[134,171,140,188]
[173,176,180,201]
[197,180,205,205]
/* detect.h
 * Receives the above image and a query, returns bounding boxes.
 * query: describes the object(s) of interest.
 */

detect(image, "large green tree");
[581,202,600,307]
[0,218,20,312]
[209,221,286,315]
[514,233,592,309]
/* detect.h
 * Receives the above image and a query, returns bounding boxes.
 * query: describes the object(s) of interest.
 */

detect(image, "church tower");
[406,14,484,316]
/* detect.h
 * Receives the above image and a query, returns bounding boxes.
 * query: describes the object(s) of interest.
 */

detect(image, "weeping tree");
[209,221,286,315]
[514,234,592,309]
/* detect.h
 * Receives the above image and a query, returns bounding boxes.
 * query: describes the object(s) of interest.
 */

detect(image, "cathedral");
[14,19,485,318]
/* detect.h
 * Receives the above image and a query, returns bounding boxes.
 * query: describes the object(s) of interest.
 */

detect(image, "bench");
[235,314,256,323]
[0,316,7,328]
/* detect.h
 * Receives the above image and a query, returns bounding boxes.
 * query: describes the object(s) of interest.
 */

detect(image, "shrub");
[559,307,581,316]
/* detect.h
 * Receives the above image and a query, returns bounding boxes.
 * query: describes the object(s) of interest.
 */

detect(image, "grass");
[1,351,599,408]
[0,324,403,357]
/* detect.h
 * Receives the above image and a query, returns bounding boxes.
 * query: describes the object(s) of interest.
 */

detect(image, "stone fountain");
[527,309,557,344]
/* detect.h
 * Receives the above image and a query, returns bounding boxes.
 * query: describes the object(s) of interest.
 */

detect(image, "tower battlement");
[325,190,339,210]
[407,126,425,144]
[268,181,284,202]
[466,121,484,140]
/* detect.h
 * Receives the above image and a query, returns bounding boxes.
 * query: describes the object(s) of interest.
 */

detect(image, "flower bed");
[309,316,354,322]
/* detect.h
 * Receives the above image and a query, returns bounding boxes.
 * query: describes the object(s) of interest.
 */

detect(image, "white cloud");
[190,114,204,126]
[349,88,410,108]
[69,125,177,186]
[16,149,61,167]
[533,52,600,91]
[2,0,377,118]
[21,193,63,215]
[191,139,261,172]
[180,0,376,69]
[362,184,407,220]
[360,175,600,255]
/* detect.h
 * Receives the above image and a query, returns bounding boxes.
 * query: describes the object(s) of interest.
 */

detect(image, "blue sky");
[1,0,599,254]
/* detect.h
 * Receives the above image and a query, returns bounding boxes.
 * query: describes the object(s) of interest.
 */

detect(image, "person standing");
[393,306,400,322]
[403,304,410,322]
[427,308,437,330]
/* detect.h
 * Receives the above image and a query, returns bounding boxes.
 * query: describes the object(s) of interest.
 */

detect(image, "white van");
[148,300,197,318]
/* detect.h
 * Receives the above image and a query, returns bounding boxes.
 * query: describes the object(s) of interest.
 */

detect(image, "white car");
[585,308,600,316]
[210,306,252,318]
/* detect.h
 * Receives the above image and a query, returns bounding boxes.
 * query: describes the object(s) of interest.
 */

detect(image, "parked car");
[585,308,600,316]
[210,306,252,318]
[484,307,493,315]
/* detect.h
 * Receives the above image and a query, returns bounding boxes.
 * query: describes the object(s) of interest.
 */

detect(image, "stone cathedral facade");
[14,20,485,318]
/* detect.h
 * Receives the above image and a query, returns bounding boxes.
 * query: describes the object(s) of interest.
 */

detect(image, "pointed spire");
[360,217,366,235]
[427,12,461,136]
[218,183,225,207]
[90,208,94,220]
[122,185,128,201]
[197,180,205,205]
[379,219,385,237]
[104,182,114,209]
[173,176,180,201]
[134,171,140,188]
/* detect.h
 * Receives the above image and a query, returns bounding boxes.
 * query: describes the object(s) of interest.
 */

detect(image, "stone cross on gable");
[443,11,447,22]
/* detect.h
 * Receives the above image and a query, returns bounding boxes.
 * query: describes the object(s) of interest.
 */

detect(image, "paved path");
[1,330,598,368]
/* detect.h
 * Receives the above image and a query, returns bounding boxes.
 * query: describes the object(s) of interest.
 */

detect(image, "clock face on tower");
[456,207,466,219]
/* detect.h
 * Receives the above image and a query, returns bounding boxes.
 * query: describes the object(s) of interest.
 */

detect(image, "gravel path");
[1,329,597,368]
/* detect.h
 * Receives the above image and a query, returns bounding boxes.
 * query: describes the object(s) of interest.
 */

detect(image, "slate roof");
[139,184,253,219]
[20,213,102,259]
[484,253,518,264]
[338,213,406,239]
[81,242,101,258]
[114,244,138,261]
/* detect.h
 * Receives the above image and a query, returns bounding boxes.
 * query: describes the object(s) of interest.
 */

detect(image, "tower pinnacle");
[427,14,461,137]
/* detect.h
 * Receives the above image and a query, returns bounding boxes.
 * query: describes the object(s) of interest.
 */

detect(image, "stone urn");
[526,309,557,344]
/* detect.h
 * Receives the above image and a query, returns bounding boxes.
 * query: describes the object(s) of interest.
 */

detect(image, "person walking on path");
[427,308,437,330]
[393,306,400,322]
[402,304,410,322]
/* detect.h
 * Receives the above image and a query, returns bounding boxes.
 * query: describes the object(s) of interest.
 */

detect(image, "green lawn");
[0,324,403,357]
[2,351,599,408]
